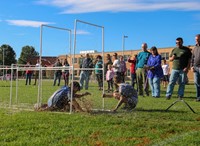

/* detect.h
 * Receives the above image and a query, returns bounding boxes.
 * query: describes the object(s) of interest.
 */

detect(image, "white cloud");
[36,0,200,14]
[5,20,54,27]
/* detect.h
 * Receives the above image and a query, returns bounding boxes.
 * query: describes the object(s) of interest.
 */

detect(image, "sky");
[1,0,200,59]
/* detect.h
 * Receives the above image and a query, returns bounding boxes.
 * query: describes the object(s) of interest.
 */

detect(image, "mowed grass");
[0,80,200,146]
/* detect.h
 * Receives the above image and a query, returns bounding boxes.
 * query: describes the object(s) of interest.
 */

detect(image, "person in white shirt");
[162,59,170,88]
[112,53,120,90]
[106,64,115,92]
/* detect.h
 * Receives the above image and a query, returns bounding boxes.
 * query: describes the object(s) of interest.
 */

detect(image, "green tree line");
[0,44,39,66]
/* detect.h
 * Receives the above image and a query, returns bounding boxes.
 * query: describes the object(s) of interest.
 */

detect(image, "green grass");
[0,80,200,146]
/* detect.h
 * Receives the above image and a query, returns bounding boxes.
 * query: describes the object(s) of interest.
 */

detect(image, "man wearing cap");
[136,43,151,96]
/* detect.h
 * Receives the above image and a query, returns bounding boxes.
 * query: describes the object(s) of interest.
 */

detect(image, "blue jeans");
[194,67,200,99]
[96,74,103,88]
[166,69,186,97]
[79,71,90,90]
[25,73,32,85]
[148,77,161,97]
[53,72,61,86]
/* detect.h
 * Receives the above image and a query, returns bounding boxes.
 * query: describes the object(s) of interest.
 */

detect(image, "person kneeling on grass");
[34,81,91,112]
[103,75,138,112]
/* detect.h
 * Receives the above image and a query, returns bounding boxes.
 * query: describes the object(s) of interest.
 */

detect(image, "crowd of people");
[32,34,200,112]
[102,35,199,103]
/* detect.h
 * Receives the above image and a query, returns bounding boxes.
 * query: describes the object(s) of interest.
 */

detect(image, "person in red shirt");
[128,54,137,89]
[25,61,33,85]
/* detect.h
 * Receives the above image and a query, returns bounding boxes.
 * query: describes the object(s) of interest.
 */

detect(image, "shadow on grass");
[89,109,116,115]
[136,107,199,114]
[88,108,199,115]
[135,108,188,113]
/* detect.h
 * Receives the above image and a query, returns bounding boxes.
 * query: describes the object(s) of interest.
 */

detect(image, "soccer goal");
[37,24,72,112]
[72,19,114,112]
[8,24,72,111]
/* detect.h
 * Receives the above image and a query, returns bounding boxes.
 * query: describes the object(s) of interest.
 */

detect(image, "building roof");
[29,56,57,66]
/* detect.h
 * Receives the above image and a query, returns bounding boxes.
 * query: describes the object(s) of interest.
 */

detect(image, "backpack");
[119,83,137,98]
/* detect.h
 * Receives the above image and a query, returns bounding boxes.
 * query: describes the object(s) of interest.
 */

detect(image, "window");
[79,58,83,64]
[72,58,78,63]
[127,69,130,76]
[161,52,169,60]
[166,53,169,60]
[74,70,77,75]
[124,55,128,62]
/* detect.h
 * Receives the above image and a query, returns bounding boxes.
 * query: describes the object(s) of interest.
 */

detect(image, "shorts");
[163,75,169,82]
[127,96,138,109]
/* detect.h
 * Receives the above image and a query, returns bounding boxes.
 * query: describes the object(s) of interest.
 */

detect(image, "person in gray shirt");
[191,34,200,102]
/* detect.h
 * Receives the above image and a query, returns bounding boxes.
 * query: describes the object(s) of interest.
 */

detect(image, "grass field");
[0,80,200,146]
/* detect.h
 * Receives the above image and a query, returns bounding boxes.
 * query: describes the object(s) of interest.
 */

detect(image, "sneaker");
[145,93,149,96]
[139,93,144,96]
[196,98,200,102]
[178,95,183,100]
[166,95,171,100]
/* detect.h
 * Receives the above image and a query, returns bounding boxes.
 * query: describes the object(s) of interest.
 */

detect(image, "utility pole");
[122,35,128,57]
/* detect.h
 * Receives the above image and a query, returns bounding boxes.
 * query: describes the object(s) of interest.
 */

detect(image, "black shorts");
[163,75,169,82]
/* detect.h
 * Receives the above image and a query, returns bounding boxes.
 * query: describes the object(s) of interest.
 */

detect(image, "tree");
[0,44,17,66]
[18,45,39,64]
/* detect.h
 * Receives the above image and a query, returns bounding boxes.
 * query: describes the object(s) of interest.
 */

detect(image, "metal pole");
[3,47,5,77]
[37,24,43,106]
[122,35,124,57]
[70,19,78,114]
[122,35,128,57]
[102,26,105,110]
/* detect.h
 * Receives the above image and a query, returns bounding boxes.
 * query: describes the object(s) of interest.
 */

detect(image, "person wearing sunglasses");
[166,37,192,100]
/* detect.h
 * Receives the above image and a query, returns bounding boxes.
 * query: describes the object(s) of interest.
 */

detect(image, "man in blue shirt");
[136,43,151,96]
